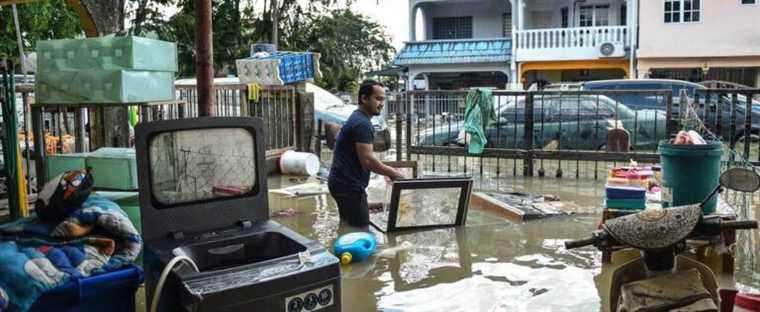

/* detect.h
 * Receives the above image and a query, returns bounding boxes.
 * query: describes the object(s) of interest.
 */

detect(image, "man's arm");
[356,142,404,180]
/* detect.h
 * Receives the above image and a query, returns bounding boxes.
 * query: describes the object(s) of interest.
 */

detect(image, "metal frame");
[383,160,420,178]
[370,177,473,233]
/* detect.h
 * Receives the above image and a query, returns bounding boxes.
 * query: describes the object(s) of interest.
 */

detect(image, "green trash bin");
[659,141,723,214]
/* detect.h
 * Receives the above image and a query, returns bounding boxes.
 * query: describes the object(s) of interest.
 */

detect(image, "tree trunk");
[78,0,130,149]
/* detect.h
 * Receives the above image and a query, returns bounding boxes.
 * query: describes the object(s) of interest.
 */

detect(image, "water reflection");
[267,174,760,312]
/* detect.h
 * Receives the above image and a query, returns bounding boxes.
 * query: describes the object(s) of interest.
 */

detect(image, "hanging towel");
[461,88,496,155]
[248,83,261,102]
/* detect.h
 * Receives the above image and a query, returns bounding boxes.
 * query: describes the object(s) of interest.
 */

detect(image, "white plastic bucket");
[279,150,320,176]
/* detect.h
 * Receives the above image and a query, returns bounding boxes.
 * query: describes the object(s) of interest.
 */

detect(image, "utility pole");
[12,5,26,74]
[196,0,214,117]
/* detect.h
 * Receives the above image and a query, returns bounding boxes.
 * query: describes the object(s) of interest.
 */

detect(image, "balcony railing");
[515,26,629,61]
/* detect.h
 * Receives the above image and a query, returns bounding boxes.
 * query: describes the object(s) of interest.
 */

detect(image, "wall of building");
[638,0,760,58]
[420,0,509,39]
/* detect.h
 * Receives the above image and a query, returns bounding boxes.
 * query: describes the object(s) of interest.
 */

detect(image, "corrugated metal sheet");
[393,39,512,65]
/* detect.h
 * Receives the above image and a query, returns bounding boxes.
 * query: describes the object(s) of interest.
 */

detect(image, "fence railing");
[516,26,629,50]
[693,88,760,165]
[398,89,677,179]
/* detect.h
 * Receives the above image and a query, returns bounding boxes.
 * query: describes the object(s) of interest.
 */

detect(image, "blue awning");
[393,38,511,66]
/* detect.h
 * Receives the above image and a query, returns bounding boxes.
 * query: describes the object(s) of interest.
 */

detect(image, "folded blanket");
[0,194,142,311]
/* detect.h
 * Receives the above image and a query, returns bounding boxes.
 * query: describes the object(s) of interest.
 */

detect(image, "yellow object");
[519,59,631,80]
[340,252,352,264]
[16,149,28,217]
[247,83,261,102]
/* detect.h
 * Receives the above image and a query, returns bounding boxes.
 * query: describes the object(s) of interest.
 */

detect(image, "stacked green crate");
[44,153,88,183]
[35,36,178,104]
[87,148,138,190]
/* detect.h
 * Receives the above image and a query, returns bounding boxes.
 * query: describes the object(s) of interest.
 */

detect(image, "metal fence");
[175,83,298,151]
[390,88,760,180]
[692,89,760,165]
[396,90,674,179]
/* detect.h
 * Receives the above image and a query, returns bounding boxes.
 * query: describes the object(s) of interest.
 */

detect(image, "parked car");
[306,82,391,152]
[574,79,760,144]
[418,94,667,151]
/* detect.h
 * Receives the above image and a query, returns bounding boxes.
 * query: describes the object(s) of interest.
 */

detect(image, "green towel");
[462,88,496,155]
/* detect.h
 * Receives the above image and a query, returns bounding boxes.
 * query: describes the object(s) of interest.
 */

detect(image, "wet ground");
[268,173,760,312]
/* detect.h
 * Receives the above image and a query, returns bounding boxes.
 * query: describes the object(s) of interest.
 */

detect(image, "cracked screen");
[396,187,462,228]
[149,128,257,205]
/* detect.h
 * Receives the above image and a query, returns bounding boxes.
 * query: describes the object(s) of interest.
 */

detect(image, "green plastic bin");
[36,70,175,104]
[659,141,723,214]
[45,153,88,183]
[37,36,178,72]
[86,148,138,191]
[605,198,647,210]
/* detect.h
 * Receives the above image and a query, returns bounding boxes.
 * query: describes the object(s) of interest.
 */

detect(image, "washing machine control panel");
[286,285,334,312]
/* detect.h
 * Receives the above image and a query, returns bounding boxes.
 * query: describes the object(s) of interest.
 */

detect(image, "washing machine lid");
[136,117,270,241]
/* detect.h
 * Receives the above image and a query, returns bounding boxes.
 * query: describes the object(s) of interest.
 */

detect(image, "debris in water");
[470,192,587,222]
[377,241,413,258]
[269,182,328,197]
[272,208,298,218]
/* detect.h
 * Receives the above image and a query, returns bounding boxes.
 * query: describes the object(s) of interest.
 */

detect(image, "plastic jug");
[332,232,376,264]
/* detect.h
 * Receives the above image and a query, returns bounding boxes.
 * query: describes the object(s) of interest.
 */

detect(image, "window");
[665,0,701,23]
[561,7,569,28]
[742,0,756,4]
[620,4,627,25]
[503,13,512,37]
[579,5,610,27]
[432,16,473,40]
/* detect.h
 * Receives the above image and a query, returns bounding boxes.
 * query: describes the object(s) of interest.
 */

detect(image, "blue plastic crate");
[30,265,143,312]
[237,51,320,85]
[605,185,646,200]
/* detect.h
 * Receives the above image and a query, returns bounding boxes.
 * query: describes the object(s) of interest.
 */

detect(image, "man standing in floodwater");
[328,80,404,227]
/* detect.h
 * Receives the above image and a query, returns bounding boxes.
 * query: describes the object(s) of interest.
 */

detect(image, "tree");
[130,0,394,93]
[282,9,395,92]
[0,1,82,68]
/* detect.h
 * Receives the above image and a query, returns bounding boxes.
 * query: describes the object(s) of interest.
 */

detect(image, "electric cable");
[150,255,200,312]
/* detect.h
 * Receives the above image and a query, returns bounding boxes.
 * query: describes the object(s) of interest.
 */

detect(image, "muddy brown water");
[268,174,760,312]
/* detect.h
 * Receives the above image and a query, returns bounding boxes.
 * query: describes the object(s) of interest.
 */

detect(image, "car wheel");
[732,131,760,161]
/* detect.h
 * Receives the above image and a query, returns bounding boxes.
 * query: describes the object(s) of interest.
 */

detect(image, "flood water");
[268,174,760,312]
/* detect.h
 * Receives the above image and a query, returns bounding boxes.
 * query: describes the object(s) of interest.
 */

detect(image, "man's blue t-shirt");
[328,110,374,193]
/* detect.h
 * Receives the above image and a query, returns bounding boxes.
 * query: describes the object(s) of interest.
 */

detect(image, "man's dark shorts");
[329,188,369,227]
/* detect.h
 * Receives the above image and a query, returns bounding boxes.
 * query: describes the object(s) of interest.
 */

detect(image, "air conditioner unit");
[599,42,625,58]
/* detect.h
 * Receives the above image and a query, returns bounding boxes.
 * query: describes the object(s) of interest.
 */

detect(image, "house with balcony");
[513,0,635,87]
[394,0,513,90]
[392,0,636,90]
[636,0,760,87]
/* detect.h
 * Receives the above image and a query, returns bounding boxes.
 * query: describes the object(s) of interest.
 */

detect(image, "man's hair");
[358,80,384,105]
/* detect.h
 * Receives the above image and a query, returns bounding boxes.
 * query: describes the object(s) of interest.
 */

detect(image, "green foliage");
[132,0,395,92]
[281,9,395,92]
[0,1,83,70]
[0,0,396,92]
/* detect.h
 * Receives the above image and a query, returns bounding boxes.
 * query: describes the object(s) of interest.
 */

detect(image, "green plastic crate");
[44,153,88,183]
[36,70,175,104]
[37,36,178,72]
[86,148,138,191]
[605,198,647,210]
